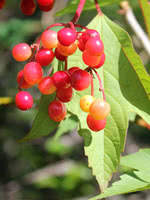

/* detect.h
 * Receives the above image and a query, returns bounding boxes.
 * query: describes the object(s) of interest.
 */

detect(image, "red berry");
[20,0,36,16]
[78,37,85,52]
[57,41,78,56]
[68,67,80,76]
[52,71,71,89]
[85,38,104,56]
[42,30,58,49]
[15,91,33,111]
[0,0,5,9]
[12,43,32,62]
[16,70,33,89]
[55,48,67,61]
[82,50,101,66]
[38,77,56,95]
[37,0,54,6]
[48,100,67,122]
[38,4,54,11]
[56,86,73,102]
[35,48,55,66]
[58,28,76,46]
[87,114,106,132]
[92,52,105,69]
[71,69,91,91]
[24,62,43,85]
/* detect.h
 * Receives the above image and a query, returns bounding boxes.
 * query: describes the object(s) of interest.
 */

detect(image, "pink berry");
[35,48,55,66]
[85,38,104,56]
[55,48,67,61]
[42,30,58,49]
[58,28,76,46]
[24,62,43,85]
[71,69,91,91]
[52,71,71,89]
[92,52,105,69]
[38,77,57,95]
[15,91,33,111]
[87,114,106,132]
[12,43,32,62]
[56,86,73,102]
[16,70,33,89]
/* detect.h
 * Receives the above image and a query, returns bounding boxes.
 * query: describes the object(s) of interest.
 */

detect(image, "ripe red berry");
[80,95,95,112]
[15,91,33,111]
[48,100,67,122]
[58,28,76,46]
[38,77,56,95]
[38,4,54,12]
[85,38,104,56]
[92,52,105,69]
[35,48,55,66]
[20,0,36,16]
[0,0,5,9]
[24,62,43,85]
[71,69,91,91]
[37,0,54,6]
[56,86,73,102]
[17,70,33,89]
[52,71,71,89]
[42,30,58,49]
[55,48,67,61]
[12,43,32,62]
[87,114,106,132]
[68,67,80,76]
[82,50,101,66]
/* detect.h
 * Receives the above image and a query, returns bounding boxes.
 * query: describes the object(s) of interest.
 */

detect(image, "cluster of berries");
[0,0,55,15]
[13,24,110,132]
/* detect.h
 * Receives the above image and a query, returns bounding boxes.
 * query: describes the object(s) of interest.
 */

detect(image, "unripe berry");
[48,100,67,122]
[58,28,76,46]
[87,114,106,132]
[92,52,105,69]
[85,38,104,56]
[35,48,55,66]
[57,41,78,56]
[17,70,33,89]
[80,95,95,112]
[82,50,101,66]
[15,91,33,111]
[12,43,32,62]
[42,30,58,49]
[38,77,56,95]
[20,0,36,16]
[24,62,43,85]
[52,71,71,89]
[56,86,73,103]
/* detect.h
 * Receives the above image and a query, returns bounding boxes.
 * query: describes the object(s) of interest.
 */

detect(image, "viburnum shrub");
[12,0,150,199]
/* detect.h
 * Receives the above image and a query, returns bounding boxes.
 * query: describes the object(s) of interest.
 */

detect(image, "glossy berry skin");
[85,38,104,56]
[12,43,32,62]
[38,4,54,11]
[82,50,101,66]
[80,95,95,112]
[58,28,76,46]
[55,48,67,61]
[56,86,73,103]
[52,71,71,89]
[0,0,5,9]
[35,48,55,66]
[15,91,33,111]
[92,52,105,69]
[38,77,56,95]
[37,0,54,6]
[71,69,91,91]
[48,100,67,122]
[17,70,33,89]
[87,114,106,132]
[20,0,36,16]
[68,67,80,76]
[24,62,43,85]
[89,99,110,120]
[57,41,78,56]
[42,30,58,49]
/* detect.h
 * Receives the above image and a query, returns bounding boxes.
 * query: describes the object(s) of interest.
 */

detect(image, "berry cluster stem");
[65,58,68,71]
[94,0,103,16]
[90,72,94,96]
[71,0,86,24]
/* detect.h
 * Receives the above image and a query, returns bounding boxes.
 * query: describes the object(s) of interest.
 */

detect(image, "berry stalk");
[94,0,103,16]
[71,0,86,24]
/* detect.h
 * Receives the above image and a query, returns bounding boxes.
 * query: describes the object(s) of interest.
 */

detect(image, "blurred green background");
[0,0,150,199]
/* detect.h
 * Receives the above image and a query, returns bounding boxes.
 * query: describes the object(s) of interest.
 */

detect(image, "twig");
[71,0,86,24]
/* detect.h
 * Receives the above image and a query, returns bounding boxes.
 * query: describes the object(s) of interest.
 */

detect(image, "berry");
[68,67,80,76]
[58,28,76,46]
[38,77,56,95]
[17,70,33,89]
[57,41,78,56]
[24,62,43,85]
[48,100,67,122]
[92,52,105,69]
[55,48,67,61]
[37,0,54,6]
[35,48,55,66]
[89,99,110,120]
[87,114,106,132]
[42,30,58,49]
[15,91,33,111]
[78,37,85,52]
[85,38,104,56]
[20,0,36,16]
[80,95,95,112]
[82,50,101,66]
[38,4,54,11]
[71,69,91,91]
[56,86,73,102]
[52,71,71,89]
[12,43,32,62]
[0,0,5,9]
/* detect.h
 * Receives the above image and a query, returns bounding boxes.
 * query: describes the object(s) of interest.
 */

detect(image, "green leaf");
[56,0,122,16]
[65,14,150,192]
[138,0,150,38]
